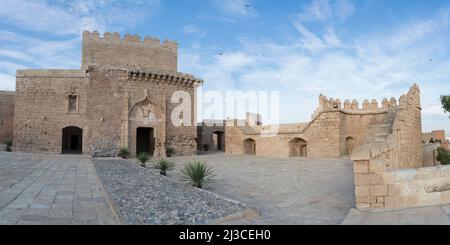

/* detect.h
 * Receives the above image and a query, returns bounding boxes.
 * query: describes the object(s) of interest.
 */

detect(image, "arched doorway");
[243,138,256,155]
[213,131,225,151]
[346,137,356,155]
[289,138,307,157]
[62,126,82,154]
[136,127,155,156]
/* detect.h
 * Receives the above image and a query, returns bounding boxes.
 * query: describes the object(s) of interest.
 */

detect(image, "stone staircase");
[364,109,397,145]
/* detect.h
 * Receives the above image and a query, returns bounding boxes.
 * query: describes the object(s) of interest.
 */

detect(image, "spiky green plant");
[137,152,150,167]
[118,148,130,159]
[153,158,175,176]
[4,139,12,152]
[180,160,215,189]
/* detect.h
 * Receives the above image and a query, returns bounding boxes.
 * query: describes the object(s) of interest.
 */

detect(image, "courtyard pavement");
[0,153,119,225]
[2,152,450,225]
[169,153,356,225]
[342,206,450,225]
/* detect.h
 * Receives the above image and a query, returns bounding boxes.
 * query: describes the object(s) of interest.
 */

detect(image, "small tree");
[437,147,450,165]
[442,96,450,117]
[429,138,435,144]
[137,152,150,167]
[153,158,175,176]
[4,139,12,152]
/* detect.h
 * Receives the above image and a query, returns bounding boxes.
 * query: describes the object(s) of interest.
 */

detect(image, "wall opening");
[213,131,225,151]
[136,127,155,156]
[243,138,256,155]
[62,126,82,154]
[346,137,356,155]
[289,138,308,157]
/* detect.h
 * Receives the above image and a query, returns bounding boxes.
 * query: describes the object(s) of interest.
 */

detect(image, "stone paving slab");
[342,206,450,225]
[168,153,355,225]
[0,153,119,225]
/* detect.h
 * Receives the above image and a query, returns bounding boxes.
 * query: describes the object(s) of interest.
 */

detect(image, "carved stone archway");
[125,96,166,157]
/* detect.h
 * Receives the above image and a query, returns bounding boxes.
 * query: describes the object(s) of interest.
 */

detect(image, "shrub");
[118,148,130,159]
[180,160,215,189]
[153,158,175,176]
[165,143,176,157]
[437,147,450,165]
[137,152,150,167]
[4,139,12,152]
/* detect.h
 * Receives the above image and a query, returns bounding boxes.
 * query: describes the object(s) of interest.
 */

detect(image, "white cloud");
[0,0,160,35]
[0,73,15,91]
[181,6,450,134]
[212,0,257,18]
[297,0,356,22]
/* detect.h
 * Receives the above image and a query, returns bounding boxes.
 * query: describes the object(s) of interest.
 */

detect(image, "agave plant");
[153,158,175,176]
[137,152,150,167]
[180,160,215,189]
[118,148,130,159]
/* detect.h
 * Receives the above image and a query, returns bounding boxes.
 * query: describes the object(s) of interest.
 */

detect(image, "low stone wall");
[423,143,439,167]
[354,158,450,209]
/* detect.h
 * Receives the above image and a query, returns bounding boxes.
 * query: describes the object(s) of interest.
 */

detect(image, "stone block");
[388,185,401,196]
[377,197,385,204]
[370,185,388,197]
[395,169,417,182]
[440,165,450,178]
[416,167,440,180]
[369,159,387,173]
[354,173,383,186]
[382,172,395,185]
[355,186,369,197]
[354,161,369,173]
[356,196,376,204]
[441,191,450,205]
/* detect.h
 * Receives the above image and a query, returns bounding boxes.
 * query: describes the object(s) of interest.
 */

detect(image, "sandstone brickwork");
[82,31,177,72]
[0,91,15,143]
[13,31,202,157]
[351,85,431,209]
[423,130,448,150]
[224,93,398,158]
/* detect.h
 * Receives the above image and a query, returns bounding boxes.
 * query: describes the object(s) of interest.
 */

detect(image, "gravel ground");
[93,159,256,225]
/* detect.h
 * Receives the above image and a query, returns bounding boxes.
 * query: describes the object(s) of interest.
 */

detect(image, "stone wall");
[82,31,177,72]
[353,159,450,209]
[423,143,439,167]
[224,94,396,159]
[13,70,88,154]
[13,31,202,157]
[0,91,15,143]
[423,130,448,150]
[352,84,427,209]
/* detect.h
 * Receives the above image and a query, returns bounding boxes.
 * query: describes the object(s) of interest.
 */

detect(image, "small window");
[68,95,78,113]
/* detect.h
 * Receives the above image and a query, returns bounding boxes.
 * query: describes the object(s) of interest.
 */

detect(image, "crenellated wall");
[224,91,401,159]
[351,84,429,210]
[82,31,178,72]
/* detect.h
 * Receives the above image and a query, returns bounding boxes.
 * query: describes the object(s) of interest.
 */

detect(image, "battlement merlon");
[81,31,178,72]
[313,84,420,119]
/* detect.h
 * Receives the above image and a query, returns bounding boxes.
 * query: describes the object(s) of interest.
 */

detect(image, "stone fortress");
[2,31,203,157]
[1,30,449,211]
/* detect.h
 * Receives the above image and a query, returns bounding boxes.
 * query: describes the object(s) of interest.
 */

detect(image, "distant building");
[422,130,448,149]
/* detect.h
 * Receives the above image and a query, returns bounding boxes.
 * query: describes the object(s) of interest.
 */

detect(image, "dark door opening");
[136,127,155,156]
[62,126,82,154]
[213,131,225,151]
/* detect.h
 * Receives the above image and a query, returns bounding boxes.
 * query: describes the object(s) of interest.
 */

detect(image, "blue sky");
[0,0,449,134]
